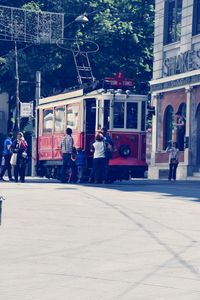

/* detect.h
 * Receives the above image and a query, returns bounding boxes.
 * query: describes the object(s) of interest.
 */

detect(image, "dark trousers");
[177,130,185,151]
[68,162,77,183]
[92,158,106,183]
[61,153,72,182]
[169,163,178,180]
[105,159,110,182]
[0,154,12,179]
[14,159,26,182]
[77,166,84,182]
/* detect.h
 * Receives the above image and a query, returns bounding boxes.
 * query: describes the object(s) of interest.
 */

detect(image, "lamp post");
[14,41,20,133]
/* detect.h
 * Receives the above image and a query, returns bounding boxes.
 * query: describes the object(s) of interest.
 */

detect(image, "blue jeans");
[0,154,12,179]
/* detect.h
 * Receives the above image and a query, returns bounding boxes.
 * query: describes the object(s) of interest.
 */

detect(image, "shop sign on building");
[163,49,200,77]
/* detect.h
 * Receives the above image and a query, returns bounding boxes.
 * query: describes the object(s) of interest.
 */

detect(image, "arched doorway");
[163,105,174,150]
[196,104,200,165]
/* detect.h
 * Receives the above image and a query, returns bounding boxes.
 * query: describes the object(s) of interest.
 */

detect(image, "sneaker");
[0,177,7,182]
[9,178,14,182]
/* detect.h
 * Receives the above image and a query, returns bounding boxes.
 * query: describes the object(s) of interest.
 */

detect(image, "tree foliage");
[0,0,154,102]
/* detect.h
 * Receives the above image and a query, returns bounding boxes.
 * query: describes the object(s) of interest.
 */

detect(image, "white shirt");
[93,141,105,159]
[166,146,179,163]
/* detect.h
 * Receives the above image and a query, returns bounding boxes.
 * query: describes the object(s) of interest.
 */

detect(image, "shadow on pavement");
[6,177,199,203]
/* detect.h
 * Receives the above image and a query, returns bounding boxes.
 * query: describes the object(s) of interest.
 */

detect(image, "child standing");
[76,148,86,183]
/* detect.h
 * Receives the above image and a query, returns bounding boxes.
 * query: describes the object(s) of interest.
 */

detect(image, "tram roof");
[38,87,147,106]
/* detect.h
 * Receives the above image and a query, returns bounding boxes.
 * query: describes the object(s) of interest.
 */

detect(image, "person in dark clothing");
[12,132,28,183]
[175,113,186,151]
[60,128,74,183]
[101,127,114,182]
[0,132,14,181]
[166,141,179,181]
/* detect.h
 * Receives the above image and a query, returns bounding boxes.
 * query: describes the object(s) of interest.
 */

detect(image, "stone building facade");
[149,0,200,179]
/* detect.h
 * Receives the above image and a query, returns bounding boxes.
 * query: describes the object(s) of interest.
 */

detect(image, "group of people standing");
[0,132,28,183]
[60,127,114,184]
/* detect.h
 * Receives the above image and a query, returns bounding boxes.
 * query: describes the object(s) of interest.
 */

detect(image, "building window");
[163,106,174,149]
[193,0,200,35]
[164,0,182,44]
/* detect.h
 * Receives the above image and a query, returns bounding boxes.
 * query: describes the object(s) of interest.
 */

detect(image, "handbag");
[10,153,17,166]
[171,158,178,164]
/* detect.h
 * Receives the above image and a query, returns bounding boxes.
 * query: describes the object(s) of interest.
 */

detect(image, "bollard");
[0,196,5,226]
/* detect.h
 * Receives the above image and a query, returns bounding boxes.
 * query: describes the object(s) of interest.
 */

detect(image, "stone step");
[187,172,200,181]
[187,175,200,180]
[192,172,200,177]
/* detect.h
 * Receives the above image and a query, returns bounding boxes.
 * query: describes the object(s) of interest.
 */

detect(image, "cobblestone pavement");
[0,179,200,300]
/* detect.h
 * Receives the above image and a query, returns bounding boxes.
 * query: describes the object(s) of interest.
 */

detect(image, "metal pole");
[15,41,20,132]
[31,71,41,177]
[35,71,41,106]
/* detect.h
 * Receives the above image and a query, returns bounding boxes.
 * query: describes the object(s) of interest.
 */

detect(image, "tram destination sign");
[104,72,135,88]
[151,73,200,92]
[163,49,200,77]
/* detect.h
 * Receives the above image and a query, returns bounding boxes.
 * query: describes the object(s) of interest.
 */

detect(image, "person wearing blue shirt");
[0,132,14,181]
[76,148,86,183]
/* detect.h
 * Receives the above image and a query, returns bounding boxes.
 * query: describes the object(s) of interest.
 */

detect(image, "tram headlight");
[119,144,131,158]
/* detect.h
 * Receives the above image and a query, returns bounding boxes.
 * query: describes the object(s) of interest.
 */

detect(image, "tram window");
[141,101,146,131]
[54,106,65,133]
[126,103,138,129]
[86,99,96,132]
[104,100,110,130]
[43,109,53,133]
[67,105,79,130]
[113,102,124,128]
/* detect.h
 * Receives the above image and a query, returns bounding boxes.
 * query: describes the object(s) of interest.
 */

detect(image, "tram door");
[85,98,96,159]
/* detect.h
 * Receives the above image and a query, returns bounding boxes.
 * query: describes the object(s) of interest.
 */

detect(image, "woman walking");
[166,142,179,181]
[12,132,28,183]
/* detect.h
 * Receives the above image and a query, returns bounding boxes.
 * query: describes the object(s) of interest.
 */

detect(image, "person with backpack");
[0,132,14,182]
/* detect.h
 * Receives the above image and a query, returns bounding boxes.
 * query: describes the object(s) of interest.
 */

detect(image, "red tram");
[36,88,147,180]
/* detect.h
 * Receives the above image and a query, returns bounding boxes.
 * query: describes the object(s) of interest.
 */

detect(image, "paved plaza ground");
[0,179,200,300]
